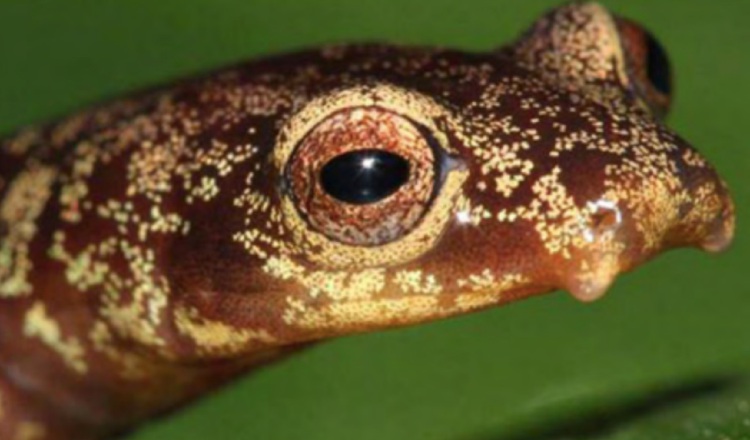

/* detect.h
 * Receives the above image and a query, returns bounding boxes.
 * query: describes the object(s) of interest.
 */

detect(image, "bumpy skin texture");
[0,3,735,439]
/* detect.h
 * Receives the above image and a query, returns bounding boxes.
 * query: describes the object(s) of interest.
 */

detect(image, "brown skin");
[0,2,735,439]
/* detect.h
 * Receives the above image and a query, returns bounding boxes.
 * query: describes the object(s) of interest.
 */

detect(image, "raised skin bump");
[0,2,735,438]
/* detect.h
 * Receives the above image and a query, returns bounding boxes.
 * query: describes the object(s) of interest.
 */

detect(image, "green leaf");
[486,377,750,440]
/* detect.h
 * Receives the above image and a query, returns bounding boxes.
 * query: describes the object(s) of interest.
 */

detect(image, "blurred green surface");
[0,1,748,439]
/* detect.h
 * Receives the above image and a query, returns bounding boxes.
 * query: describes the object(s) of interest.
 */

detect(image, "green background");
[0,1,748,439]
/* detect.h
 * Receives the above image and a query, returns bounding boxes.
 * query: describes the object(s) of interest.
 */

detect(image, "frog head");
[168,2,733,357]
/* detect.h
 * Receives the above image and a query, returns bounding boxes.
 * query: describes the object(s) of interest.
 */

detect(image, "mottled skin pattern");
[0,3,735,439]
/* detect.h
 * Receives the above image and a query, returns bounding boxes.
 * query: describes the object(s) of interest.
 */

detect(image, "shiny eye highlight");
[286,107,439,246]
[320,149,411,205]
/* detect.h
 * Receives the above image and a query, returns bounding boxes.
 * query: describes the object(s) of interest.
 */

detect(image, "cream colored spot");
[455,272,528,311]
[15,421,47,440]
[89,321,150,380]
[264,256,386,301]
[2,128,40,156]
[174,306,275,356]
[393,270,443,295]
[498,166,589,258]
[0,164,57,297]
[23,302,87,374]
[282,295,442,330]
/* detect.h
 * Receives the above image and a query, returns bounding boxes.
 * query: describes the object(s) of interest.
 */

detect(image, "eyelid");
[414,122,465,202]
[439,151,467,180]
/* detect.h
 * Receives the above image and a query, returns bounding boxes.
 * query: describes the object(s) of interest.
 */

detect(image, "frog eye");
[615,17,673,117]
[285,107,440,246]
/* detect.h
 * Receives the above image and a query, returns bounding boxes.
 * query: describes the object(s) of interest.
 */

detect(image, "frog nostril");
[581,199,623,244]
[591,209,618,230]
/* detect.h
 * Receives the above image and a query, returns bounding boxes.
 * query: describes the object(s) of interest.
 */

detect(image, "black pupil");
[320,149,410,205]
[645,31,672,96]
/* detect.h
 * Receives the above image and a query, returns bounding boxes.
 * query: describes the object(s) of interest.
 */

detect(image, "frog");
[0,2,735,439]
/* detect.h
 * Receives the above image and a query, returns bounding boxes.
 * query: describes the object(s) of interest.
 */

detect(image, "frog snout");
[558,150,735,303]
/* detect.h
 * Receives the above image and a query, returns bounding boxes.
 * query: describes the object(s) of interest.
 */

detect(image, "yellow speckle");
[394,270,443,295]
[23,302,87,374]
[16,421,47,440]
[174,306,275,356]
[0,164,57,297]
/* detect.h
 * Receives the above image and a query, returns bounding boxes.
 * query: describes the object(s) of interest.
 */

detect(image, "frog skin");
[0,2,735,439]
